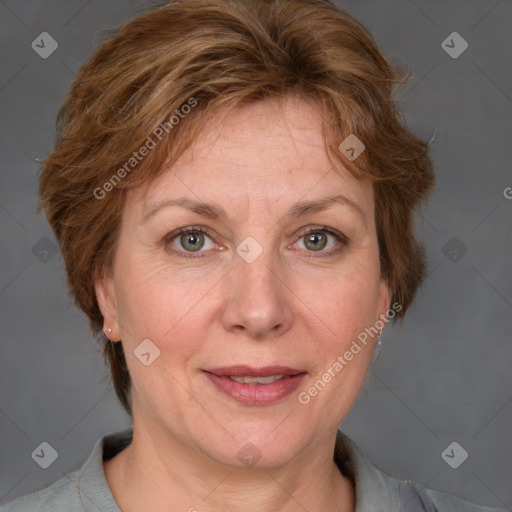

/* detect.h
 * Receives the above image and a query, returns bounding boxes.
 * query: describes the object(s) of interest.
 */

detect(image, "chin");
[195,424,310,470]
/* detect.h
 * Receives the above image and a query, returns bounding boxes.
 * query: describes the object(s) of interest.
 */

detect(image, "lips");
[203,365,306,405]
[206,365,304,377]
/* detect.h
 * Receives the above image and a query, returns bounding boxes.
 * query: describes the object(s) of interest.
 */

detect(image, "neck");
[104,421,355,512]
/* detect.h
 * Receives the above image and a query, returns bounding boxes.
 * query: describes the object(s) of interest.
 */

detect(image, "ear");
[95,273,121,342]
[377,278,392,321]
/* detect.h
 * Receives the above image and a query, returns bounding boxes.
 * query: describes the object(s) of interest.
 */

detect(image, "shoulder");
[1,428,131,512]
[336,430,506,512]
[424,486,507,512]
[1,471,83,512]
[397,481,506,512]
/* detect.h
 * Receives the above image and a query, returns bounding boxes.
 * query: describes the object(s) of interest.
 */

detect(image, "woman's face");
[96,96,390,468]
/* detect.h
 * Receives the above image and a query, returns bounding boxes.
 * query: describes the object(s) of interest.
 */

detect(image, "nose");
[220,245,294,340]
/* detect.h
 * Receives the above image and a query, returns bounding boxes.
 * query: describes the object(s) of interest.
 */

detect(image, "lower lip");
[204,372,306,405]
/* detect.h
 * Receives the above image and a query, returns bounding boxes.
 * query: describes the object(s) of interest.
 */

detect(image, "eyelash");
[163,225,349,259]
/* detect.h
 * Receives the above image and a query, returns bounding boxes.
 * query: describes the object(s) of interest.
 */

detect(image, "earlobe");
[95,275,121,341]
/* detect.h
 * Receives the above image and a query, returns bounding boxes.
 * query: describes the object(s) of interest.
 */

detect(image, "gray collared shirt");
[1,428,504,511]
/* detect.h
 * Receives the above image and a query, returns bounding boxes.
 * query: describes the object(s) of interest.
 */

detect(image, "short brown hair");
[39,0,435,416]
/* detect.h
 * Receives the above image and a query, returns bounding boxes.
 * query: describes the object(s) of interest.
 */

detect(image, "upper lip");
[204,365,305,377]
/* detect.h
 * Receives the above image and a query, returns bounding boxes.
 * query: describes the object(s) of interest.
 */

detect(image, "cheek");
[298,261,382,393]
[113,254,217,359]
[311,256,382,337]
[114,273,205,406]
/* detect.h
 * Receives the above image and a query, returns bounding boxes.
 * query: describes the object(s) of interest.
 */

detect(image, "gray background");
[1,0,511,508]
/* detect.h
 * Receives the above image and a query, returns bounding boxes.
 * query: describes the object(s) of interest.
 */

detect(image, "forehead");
[128,96,374,219]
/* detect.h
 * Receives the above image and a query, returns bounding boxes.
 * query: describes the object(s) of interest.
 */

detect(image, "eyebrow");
[141,194,365,224]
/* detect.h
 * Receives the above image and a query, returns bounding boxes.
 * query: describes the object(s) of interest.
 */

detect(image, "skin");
[96,95,391,512]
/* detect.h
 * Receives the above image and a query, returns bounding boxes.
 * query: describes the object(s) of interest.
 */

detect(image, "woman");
[2,0,505,511]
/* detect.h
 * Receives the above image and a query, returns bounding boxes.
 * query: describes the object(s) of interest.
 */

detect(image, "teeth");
[229,375,285,385]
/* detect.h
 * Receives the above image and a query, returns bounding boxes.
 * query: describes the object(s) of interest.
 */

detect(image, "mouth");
[203,365,307,405]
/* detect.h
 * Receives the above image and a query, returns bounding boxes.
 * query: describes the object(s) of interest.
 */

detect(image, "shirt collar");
[336,430,401,510]
[77,427,132,511]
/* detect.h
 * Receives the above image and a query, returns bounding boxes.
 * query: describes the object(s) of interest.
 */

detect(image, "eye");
[294,227,348,256]
[165,227,216,257]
